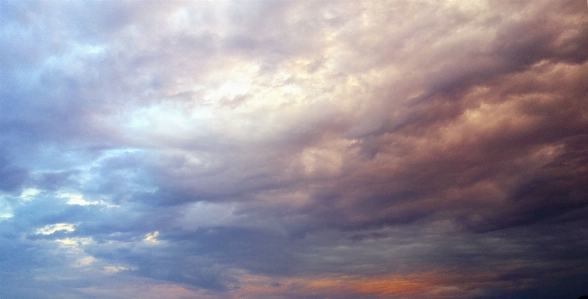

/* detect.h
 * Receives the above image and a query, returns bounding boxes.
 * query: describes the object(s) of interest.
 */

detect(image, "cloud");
[0,156,28,192]
[1,0,588,298]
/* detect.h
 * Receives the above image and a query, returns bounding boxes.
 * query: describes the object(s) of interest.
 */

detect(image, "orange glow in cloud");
[230,270,506,299]
[346,275,440,297]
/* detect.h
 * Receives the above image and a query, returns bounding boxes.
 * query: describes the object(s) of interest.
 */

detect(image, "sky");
[1,0,588,298]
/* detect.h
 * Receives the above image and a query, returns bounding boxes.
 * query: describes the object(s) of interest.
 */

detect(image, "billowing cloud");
[1,0,588,298]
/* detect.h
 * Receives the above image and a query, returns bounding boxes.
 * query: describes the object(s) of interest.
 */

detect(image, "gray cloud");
[1,0,588,298]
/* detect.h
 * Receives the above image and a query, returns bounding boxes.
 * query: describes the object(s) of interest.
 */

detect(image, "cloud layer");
[1,0,588,298]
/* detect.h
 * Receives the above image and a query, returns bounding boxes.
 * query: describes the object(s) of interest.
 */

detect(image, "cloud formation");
[1,0,588,298]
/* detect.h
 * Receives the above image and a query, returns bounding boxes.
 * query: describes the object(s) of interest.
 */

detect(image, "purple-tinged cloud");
[1,0,588,298]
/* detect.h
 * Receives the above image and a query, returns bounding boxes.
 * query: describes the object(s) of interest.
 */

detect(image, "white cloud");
[59,192,118,208]
[36,223,77,235]
[144,231,160,243]
[0,196,13,220]
[20,188,41,201]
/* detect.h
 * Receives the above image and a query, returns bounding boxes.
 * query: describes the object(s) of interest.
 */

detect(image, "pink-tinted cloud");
[1,0,587,298]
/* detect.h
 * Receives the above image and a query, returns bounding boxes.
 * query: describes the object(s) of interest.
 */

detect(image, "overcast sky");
[1,1,588,298]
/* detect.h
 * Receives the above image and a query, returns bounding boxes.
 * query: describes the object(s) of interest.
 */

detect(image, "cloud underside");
[1,0,588,298]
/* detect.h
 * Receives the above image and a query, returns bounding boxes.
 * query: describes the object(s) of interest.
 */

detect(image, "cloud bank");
[1,0,588,298]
